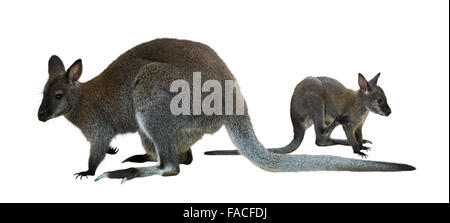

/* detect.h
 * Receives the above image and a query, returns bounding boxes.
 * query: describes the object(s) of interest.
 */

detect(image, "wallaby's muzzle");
[38,104,50,122]
[385,108,392,116]
[38,110,48,122]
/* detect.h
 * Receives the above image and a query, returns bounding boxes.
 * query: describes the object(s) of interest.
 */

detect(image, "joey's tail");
[225,116,415,172]
[204,125,305,155]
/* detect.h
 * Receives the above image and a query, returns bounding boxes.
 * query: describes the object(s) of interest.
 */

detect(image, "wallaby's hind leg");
[96,109,181,183]
[122,132,158,163]
[122,131,193,165]
[123,149,193,164]
[308,109,370,148]
[181,149,193,165]
[327,139,371,147]
[304,93,341,146]
[325,124,372,147]
[96,63,182,183]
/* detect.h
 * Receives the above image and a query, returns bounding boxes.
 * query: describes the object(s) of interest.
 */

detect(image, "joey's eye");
[55,94,63,100]
[376,98,383,104]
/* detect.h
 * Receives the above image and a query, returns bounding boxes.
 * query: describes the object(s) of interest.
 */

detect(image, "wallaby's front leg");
[313,114,342,146]
[355,127,371,151]
[315,117,346,146]
[74,140,109,179]
[96,127,181,183]
[342,124,367,158]
[96,79,182,183]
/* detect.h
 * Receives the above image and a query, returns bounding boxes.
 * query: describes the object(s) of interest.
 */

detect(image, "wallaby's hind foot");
[122,154,155,163]
[362,139,372,144]
[182,149,193,165]
[317,138,372,147]
[107,146,119,155]
[122,149,193,165]
[96,165,180,184]
[96,167,141,183]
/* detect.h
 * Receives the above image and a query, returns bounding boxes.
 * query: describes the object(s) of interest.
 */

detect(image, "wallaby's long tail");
[225,116,415,172]
[204,125,304,155]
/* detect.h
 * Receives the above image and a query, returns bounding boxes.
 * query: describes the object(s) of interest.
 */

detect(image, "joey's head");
[358,73,391,116]
[38,55,83,122]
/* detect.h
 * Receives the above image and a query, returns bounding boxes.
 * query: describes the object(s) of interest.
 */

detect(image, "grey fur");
[38,40,194,179]
[205,74,392,158]
[39,39,414,183]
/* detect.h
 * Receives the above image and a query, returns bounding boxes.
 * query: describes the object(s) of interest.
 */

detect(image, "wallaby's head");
[38,55,83,122]
[358,73,391,116]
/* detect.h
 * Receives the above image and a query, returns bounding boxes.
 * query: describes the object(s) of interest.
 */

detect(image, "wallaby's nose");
[385,108,392,116]
[38,109,48,122]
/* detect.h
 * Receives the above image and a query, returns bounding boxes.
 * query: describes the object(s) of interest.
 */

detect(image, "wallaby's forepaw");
[107,146,119,155]
[362,139,372,144]
[355,151,368,159]
[74,171,94,180]
[95,168,140,184]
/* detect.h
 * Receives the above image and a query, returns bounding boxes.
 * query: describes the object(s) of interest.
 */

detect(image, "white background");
[0,0,448,202]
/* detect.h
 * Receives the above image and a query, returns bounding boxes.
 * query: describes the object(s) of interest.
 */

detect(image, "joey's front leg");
[342,124,367,158]
[355,127,371,151]
[74,141,108,179]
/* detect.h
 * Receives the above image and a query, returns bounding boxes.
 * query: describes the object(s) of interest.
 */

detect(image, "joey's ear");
[48,55,66,77]
[358,73,369,92]
[369,72,381,85]
[66,59,83,82]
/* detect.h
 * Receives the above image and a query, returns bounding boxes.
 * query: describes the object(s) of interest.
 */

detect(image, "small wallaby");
[39,39,414,183]
[205,74,390,158]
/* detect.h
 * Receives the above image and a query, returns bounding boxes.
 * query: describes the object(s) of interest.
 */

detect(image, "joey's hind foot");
[107,146,119,155]
[74,170,94,180]
[362,140,372,144]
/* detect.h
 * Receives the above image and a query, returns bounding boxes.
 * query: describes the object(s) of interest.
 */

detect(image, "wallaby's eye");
[55,94,63,100]
[376,98,383,104]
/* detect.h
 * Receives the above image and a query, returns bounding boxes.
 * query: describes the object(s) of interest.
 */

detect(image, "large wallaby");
[205,74,390,158]
[39,39,414,183]
[38,45,194,179]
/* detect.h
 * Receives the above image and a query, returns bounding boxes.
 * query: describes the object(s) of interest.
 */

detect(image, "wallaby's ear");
[48,55,66,77]
[358,73,369,92]
[369,72,381,85]
[66,59,83,82]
